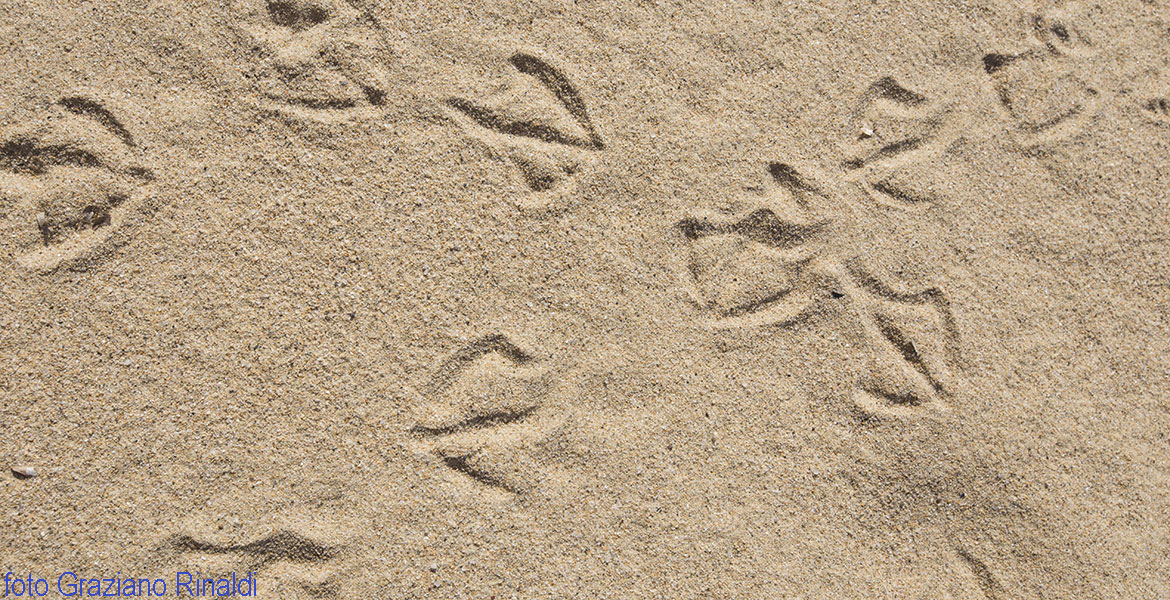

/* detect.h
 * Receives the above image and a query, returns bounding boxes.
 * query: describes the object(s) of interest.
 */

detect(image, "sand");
[1,0,1168,597]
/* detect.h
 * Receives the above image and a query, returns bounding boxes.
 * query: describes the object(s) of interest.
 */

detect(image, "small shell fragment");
[12,466,36,478]
[859,126,875,139]
[35,212,47,230]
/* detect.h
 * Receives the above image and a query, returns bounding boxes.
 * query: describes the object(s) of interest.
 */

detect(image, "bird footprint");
[410,334,569,497]
[0,96,155,273]
[445,52,605,210]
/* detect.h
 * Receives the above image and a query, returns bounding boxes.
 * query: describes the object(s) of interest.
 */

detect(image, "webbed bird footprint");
[445,53,604,209]
[411,335,566,497]
[842,77,957,212]
[840,267,962,419]
[981,3,1101,145]
[0,96,155,273]
[676,163,835,328]
[230,0,396,121]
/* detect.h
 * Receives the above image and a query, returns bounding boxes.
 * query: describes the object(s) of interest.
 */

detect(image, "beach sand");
[2,0,1168,597]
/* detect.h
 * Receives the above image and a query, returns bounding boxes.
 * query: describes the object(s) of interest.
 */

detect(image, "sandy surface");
[2,0,1169,597]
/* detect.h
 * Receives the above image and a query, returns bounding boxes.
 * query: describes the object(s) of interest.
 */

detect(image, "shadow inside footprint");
[170,530,335,569]
[162,527,343,599]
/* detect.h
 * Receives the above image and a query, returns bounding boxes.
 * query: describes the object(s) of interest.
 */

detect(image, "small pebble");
[12,466,36,478]
[860,126,874,139]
